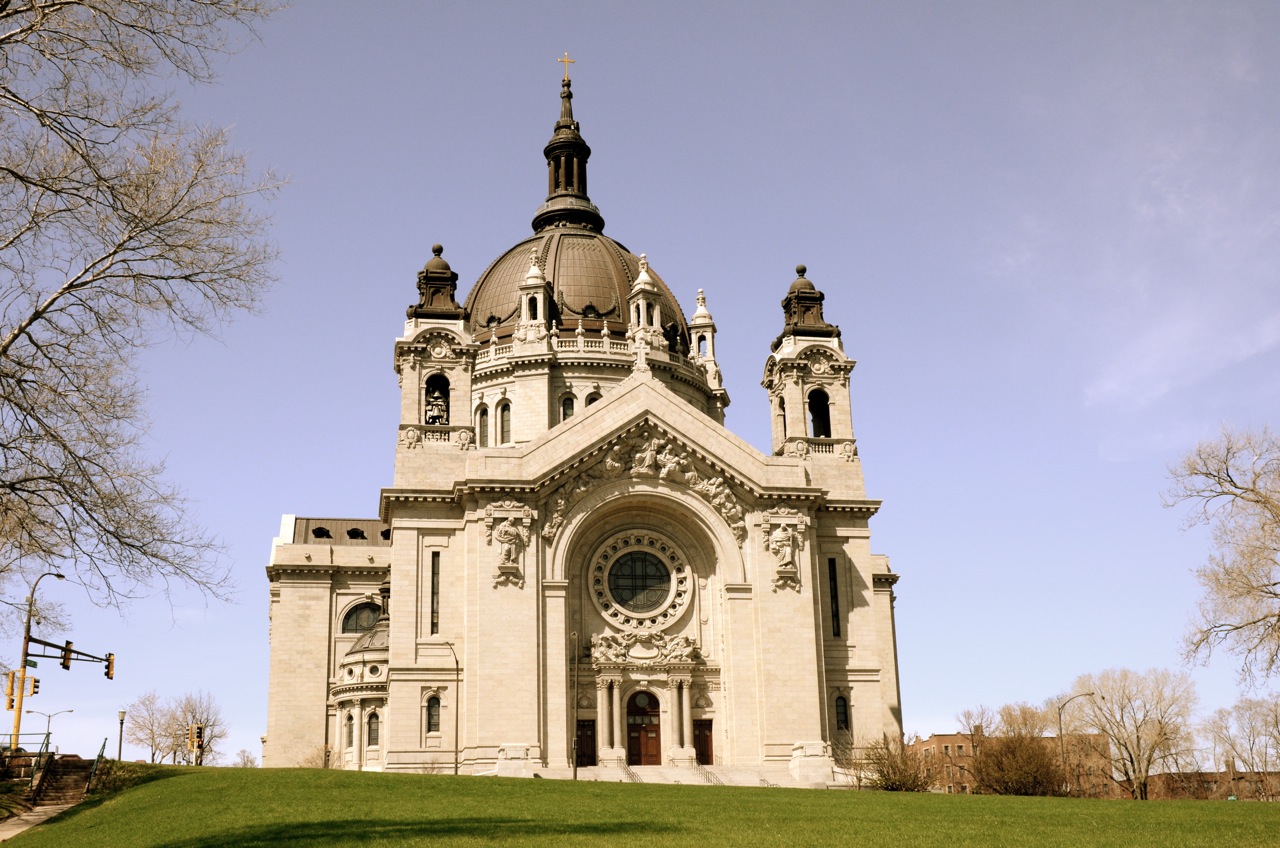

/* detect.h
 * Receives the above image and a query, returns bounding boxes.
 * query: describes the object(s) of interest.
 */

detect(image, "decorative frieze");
[590,631,700,670]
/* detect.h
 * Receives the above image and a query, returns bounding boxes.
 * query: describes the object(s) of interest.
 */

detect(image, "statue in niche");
[492,518,528,565]
[424,389,448,425]
[768,523,800,569]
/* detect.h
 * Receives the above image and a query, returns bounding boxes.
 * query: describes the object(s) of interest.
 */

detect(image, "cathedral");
[263,72,903,785]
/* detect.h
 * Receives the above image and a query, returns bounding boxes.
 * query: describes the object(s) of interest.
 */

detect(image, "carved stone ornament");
[784,439,810,459]
[484,500,535,589]
[589,631,700,670]
[839,440,858,462]
[541,423,748,545]
[762,503,808,593]
[399,424,470,449]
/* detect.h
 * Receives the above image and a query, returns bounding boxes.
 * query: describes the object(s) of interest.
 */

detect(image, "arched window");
[424,374,450,425]
[697,334,708,357]
[528,295,538,321]
[427,696,441,733]
[585,392,601,407]
[808,388,831,438]
[342,603,380,634]
[498,402,512,444]
[835,696,849,731]
[476,406,489,447]
[367,712,380,747]
[345,713,354,748]
[561,396,574,422]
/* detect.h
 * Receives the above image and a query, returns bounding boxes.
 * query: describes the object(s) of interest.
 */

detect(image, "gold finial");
[557,52,575,81]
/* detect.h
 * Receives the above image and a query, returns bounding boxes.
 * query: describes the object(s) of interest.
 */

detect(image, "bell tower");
[395,245,477,451]
[761,265,856,459]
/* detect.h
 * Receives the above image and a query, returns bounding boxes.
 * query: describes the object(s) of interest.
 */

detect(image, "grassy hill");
[12,766,1280,847]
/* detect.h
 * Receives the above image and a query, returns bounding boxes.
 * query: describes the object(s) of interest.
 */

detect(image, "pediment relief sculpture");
[540,423,747,544]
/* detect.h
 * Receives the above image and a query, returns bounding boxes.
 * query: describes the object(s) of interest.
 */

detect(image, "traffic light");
[195,724,204,749]
[4,671,13,710]
[103,653,114,679]
[60,641,73,670]
[28,678,38,696]
[187,723,195,751]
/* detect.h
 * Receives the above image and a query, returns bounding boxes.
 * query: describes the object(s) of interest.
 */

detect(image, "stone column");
[682,681,694,752]
[612,680,624,760]
[597,678,612,753]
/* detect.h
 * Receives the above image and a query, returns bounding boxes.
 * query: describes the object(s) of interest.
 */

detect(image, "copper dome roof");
[464,230,688,343]
[460,77,688,345]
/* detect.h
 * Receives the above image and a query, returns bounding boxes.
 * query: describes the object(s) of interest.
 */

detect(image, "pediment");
[459,376,813,545]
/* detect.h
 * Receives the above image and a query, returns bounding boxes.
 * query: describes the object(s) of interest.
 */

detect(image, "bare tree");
[1166,426,1280,682]
[1203,696,1280,801]
[124,689,172,763]
[1072,668,1199,800]
[170,690,225,766]
[0,1,281,611]
[230,748,258,768]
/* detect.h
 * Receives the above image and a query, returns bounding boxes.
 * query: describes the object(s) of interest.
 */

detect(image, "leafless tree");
[1166,426,1280,682]
[170,689,225,766]
[0,1,281,613]
[124,689,172,763]
[230,748,258,768]
[1203,695,1280,801]
[1072,668,1199,800]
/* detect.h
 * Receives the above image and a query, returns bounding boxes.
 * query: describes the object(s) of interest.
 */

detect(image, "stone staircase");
[33,756,94,806]
[539,763,808,788]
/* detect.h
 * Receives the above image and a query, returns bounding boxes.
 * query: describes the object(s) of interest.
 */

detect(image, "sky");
[19,1,1280,763]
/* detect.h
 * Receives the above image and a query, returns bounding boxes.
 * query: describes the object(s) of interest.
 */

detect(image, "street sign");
[24,660,35,668]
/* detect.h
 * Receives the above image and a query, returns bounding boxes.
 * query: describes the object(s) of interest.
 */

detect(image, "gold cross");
[557,52,575,81]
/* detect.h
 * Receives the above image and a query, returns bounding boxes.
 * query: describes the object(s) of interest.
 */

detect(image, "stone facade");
[263,77,902,784]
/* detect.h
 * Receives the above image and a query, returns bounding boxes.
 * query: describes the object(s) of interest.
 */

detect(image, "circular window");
[589,531,692,632]
[608,551,670,613]
[368,665,380,677]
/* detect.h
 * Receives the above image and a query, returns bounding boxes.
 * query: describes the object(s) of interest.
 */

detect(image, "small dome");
[787,264,816,294]
[464,230,688,343]
[422,244,453,276]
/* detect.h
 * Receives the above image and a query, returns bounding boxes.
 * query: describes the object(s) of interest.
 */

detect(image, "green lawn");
[11,767,1280,847]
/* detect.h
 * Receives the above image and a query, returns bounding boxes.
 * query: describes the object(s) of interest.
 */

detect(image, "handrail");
[28,732,50,789]
[86,737,107,792]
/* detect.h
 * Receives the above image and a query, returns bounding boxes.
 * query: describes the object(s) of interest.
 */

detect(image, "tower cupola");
[531,73,605,233]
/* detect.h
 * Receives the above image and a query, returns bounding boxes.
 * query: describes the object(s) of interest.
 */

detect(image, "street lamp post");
[1057,691,1095,795]
[10,572,66,751]
[118,710,126,760]
[24,708,73,740]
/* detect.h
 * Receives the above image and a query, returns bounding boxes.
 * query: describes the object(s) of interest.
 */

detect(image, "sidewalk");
[0,803,76,842]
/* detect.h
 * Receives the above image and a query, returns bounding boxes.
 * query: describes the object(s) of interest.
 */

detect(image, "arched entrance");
[626,691,661,766]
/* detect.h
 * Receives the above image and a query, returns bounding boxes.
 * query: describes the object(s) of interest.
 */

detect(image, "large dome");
[460,76,688,348]
[464,230,688,344]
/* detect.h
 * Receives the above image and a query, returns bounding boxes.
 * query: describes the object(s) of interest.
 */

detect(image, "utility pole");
[10,572,65,751]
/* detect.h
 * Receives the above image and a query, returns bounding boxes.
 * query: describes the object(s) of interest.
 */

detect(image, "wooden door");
[626,692,662,766]
[693,719,713,765]
[575,720,597,767]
